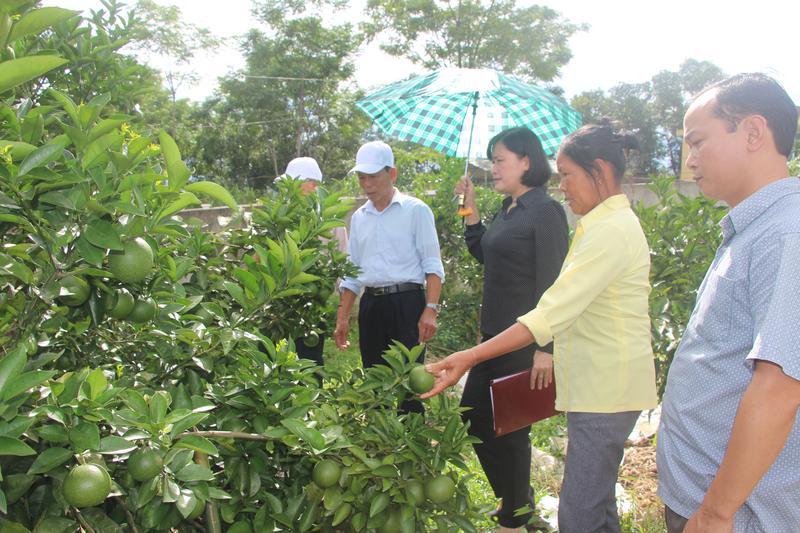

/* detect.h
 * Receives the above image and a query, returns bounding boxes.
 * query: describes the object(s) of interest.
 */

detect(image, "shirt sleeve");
[464,221,486,264]
[532,202,570,353]
[339,214,363,295]
[746,233,800,381]
[517,222,632,346]
[414,203,445,283]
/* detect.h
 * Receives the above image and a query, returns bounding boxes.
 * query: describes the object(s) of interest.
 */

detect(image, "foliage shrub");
[0,4,482,532]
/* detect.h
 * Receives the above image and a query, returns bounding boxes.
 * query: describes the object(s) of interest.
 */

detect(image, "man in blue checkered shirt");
[657,73,800,532]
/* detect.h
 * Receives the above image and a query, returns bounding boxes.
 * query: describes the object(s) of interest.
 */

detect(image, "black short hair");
[558,121,640,183]
[486,127,551,187]
[698,73,798,157]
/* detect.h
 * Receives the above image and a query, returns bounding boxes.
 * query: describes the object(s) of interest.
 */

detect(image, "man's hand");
[418,307,438,343]
[333,317,350,350]
[683,505,734,533]
[530,350,553,390]
[420,350,476,399]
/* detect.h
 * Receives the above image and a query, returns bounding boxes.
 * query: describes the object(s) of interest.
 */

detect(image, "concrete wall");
[180,180,702,232]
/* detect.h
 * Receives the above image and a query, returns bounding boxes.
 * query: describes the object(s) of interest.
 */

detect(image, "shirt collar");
[721,177,800,240]
[502,185,547,209]
[576,194,630,230]
[363,188,405,214]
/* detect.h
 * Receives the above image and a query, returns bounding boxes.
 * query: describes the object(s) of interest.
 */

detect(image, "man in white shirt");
[334,141,444,410]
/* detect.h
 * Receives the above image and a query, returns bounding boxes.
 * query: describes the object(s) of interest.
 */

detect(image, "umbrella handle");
[460,92,479,226]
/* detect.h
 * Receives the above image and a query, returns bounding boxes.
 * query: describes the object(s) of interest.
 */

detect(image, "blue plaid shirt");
[657,177,800,531]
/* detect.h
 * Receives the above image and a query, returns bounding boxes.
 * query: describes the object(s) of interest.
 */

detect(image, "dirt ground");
[619,437,663,524]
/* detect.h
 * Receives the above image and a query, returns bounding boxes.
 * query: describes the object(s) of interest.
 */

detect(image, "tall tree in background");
[362,0,585,81]
[194,5,369,187]
[571,59,725,175]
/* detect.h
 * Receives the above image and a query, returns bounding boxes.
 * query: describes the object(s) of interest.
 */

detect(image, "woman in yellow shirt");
[423,123,657,533]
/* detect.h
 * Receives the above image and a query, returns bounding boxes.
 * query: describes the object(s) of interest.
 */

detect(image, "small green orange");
[409,365,435,394]
[128,447,163,482]
[312,459,341,488]
[108,237,154,284]
[109,288,135,319]
[127,297,156,323]
[57,275,90,307]
[303,330,320,348]
[379,509,402,533]
[425,475,455,504]
[63,463,112,508]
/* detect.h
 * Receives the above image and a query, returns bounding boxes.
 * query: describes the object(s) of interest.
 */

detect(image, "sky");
[45,0,800,104]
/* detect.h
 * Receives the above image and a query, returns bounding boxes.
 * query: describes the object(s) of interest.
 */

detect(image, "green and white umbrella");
[356,67,582,161]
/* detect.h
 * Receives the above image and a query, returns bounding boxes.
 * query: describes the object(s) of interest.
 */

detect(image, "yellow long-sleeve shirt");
[517,194,657,413]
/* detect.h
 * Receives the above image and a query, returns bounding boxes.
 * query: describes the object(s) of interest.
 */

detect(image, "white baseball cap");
[284,157,322,182]
[350,141,395,174]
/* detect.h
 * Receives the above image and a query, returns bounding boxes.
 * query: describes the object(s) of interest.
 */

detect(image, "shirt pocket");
[693,272,743,342]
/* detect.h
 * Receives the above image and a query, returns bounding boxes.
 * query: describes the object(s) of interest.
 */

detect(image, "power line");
[243,75,327,82]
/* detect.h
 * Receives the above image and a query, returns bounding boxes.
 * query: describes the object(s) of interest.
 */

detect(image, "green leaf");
[0,345,26,400]
[175,464,214,482]
[17,135,68,176]
[86,368,108,400]
[0,436,35,456]
[280,419,325,450]
[148,391,170,424]
[68,422,100,452]
[168,412,208,438]
[8,7,77,42]
[176,490,200,519]
[32,516,76,533]
[82,130,122,170]
[159,191,200,220]
[0,253,33,284]
[47,89,80,128]
[26,447,72,474]
[0,140,36,161]
[98,436,137,455]
[174,435,218,456]
[159,130,190,191]
[185,181,238,211]
[87,118,125,142]
[2,370,56,401]
[0,56,68,94]
[75,234,105,266]
[84,219,123,251]
[369,492,389,517]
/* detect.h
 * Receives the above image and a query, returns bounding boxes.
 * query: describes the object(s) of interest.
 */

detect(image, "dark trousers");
[460,334,536,528]
[664,505,688,533]
[358,289,425,413]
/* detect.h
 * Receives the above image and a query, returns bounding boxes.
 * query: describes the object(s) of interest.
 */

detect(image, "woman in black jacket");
[455,127,569,531]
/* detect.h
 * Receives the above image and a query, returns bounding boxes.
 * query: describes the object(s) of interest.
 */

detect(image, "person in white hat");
[334,141,445,412]
[281,156,349,366]
[284,156,323,195]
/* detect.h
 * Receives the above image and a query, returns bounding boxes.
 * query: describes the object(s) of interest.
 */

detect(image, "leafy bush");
[0,4,482,531]
[633,175,726,397]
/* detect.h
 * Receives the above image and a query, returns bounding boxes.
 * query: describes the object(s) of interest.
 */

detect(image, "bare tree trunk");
[295,84,305,156]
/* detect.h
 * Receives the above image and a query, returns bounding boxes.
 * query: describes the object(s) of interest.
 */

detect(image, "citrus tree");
[0,3,482,531]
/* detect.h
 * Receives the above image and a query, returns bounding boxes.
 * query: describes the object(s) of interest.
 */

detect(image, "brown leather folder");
[489,369,558,437]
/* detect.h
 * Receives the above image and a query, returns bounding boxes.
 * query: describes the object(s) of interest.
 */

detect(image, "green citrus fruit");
[406,479,425,505]
[63,463,112,508]
[57,275,90,307]
[312,459,341,488]
[127,297,156,323]
[108,237,154,284]
[409,365,435,394]
[228,521,254,533]
[109,289,135,319]
[128,448,163,482]
[379,509,402,533]
[425,475,455,504]
[187,497,205,519]
[303,331,320,348]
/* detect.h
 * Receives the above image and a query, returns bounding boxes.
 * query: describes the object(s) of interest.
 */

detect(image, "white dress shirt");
[340,189,445,295]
